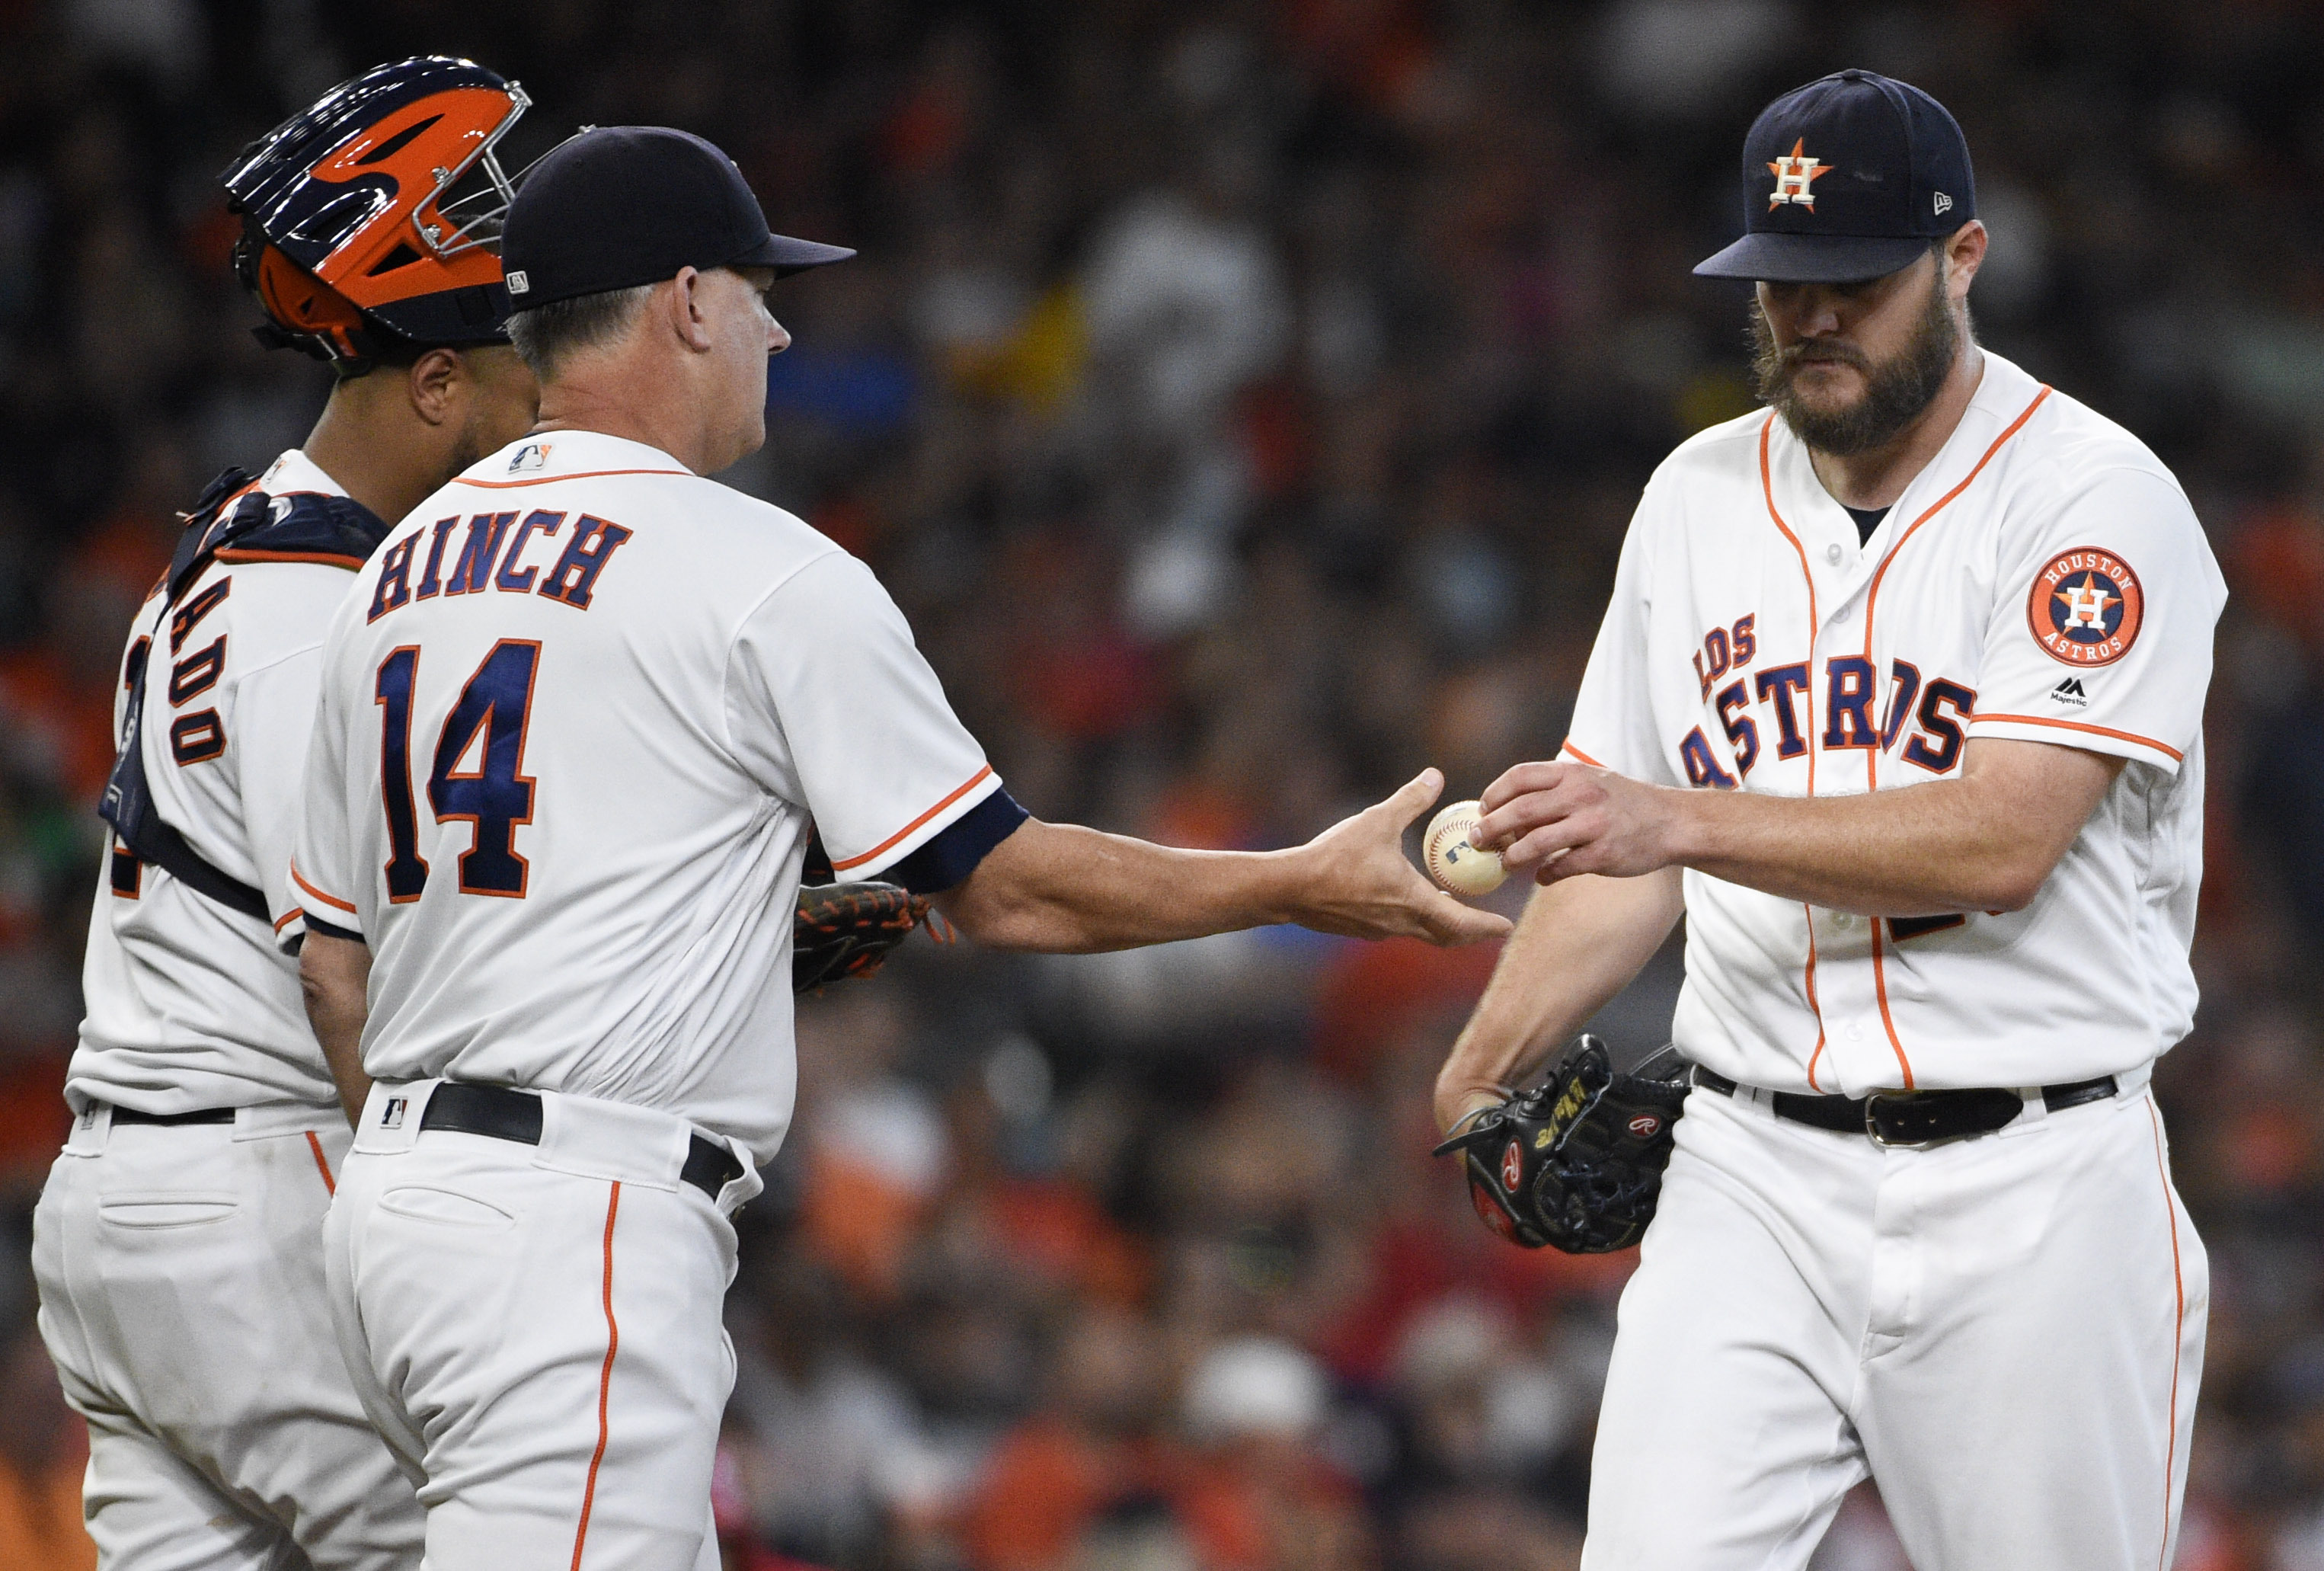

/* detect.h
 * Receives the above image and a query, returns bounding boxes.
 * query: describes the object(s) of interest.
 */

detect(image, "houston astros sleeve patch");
[2026,546,2143,667]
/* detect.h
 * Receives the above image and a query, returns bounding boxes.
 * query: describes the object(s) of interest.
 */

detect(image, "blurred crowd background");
[0,0,2319,1566]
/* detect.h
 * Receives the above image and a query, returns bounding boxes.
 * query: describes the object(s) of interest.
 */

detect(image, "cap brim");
[732,232,857,277]
[1693,231,1929,284]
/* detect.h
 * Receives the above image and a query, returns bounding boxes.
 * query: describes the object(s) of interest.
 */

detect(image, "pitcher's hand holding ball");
[1469,758,1686,884]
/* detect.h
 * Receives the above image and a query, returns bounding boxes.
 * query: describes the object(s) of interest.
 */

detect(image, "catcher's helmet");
[222,56,529,366]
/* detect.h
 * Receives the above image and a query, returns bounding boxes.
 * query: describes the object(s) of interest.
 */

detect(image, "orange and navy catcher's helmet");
[222,56,529,368]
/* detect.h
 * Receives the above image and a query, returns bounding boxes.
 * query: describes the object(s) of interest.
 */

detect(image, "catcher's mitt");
[1433,1036,1691,1253]
[793,881,930,993]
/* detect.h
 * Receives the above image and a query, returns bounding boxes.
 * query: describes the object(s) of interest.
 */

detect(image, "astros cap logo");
[2026,547,2145,667]
[1767,139,1831,210]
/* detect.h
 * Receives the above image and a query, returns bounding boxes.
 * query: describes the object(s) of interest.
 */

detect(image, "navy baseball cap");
[1695,69,1974,284]
[500,126,853,310]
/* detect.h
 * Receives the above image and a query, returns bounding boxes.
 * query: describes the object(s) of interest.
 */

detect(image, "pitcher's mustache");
[1782,343,1868,371]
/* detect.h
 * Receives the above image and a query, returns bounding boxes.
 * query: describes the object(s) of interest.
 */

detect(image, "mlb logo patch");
[509,443,551,473]
[381,1096,408,1129]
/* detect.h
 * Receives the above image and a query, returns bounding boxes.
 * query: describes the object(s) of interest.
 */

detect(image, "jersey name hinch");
[368,507,634,621]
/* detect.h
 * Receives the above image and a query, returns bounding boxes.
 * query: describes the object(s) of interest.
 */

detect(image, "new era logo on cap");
[506,270,529,295]
[1934,192,1953,216]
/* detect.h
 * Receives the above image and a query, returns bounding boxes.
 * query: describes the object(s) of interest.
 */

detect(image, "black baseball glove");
[1433,1036,1692,1253]
[792,881,931,993]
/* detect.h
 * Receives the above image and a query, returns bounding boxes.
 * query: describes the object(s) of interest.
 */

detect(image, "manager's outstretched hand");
[934,767,1509,953]
[1291,770,1513,945]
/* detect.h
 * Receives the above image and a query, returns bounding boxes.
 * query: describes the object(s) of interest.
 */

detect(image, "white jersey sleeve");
[237,641,331,942]
[1966,465,2226,774]
[724,551,996,877]
[286,593,366,942]
[1563,482,1686,788]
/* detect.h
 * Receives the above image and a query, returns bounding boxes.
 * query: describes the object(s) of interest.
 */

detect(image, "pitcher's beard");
[1751,280,1963,457]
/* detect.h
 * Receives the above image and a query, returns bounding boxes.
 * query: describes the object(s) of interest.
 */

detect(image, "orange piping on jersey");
[2147,1098,2186,1571]
[1859,386,2052,792]
[1758,414,1829,1077]
[1866,919,1915,1089]
[1558,741,1604,767]
[1968,713,2182,763]
[572,1181,622,1571]
[1757,416,1821,798]
[304,1131,336,1195]
[1847,385,2051,1091]
[831,765,998,872]
[290,862,357,914]
[272,908,301,933]
[213,547,371,571]
[452,467,689,490]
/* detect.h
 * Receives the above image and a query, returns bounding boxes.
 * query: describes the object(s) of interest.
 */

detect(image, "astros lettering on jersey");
[290,431,1000,1163]
[1563,350,2226,1095]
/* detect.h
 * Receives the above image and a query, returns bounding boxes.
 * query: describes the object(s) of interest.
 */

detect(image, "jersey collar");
[1767,350,2043,584]
[258,448,350,499]
[462,429,694,487]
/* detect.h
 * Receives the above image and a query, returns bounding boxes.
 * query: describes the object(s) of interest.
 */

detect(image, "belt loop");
[66,1102,111,1154]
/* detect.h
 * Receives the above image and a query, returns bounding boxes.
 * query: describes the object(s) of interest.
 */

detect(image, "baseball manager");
[292,126,1504,1566]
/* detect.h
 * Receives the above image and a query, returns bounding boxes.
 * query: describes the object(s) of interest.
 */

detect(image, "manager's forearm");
[1434,869,1683,1131]
[299,933,373,1129]
[938,821,1303,952]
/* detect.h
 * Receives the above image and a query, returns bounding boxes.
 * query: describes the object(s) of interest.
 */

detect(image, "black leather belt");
[107,1105,236,1127]
[1693,1067,2118,1147]
[420,1082,744,1201]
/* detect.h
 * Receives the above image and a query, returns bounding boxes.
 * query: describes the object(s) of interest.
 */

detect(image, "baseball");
[1423,800,1507,896]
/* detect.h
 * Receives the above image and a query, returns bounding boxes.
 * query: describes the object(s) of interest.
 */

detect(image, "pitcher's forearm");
[1434,869,1683,1131]
[1668,741,2121,915]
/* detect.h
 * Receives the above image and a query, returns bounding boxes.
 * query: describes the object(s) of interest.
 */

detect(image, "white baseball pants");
[1583,1075,2205,1571]
[323,1080,760,1571]
[34,1103,426,1570]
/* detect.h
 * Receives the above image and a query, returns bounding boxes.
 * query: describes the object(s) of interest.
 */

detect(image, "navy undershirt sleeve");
[885,786,1030,894]
[304,913,366,945]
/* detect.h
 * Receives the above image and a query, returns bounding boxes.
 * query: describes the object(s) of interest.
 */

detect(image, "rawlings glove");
[792,881,931,993]
[1433,1035,1691,1253]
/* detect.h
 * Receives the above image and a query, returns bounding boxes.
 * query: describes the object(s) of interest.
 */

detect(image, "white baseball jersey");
[71,450,363,1114]
[290,431,999,1163]
[1567,350,2226,1095]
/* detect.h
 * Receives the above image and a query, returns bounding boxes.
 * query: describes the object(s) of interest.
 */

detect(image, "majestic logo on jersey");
[1768,140,1832,210]
[2027,547,2143,667]
[2049,676,2089,707]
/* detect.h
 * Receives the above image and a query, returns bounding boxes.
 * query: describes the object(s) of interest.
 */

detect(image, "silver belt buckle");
[1862,1091,1932,1150]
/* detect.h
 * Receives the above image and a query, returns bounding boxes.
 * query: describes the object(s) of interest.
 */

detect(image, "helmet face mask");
[224,56,527,366]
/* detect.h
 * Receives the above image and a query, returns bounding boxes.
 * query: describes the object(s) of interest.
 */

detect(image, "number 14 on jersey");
[375,640,541,901]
